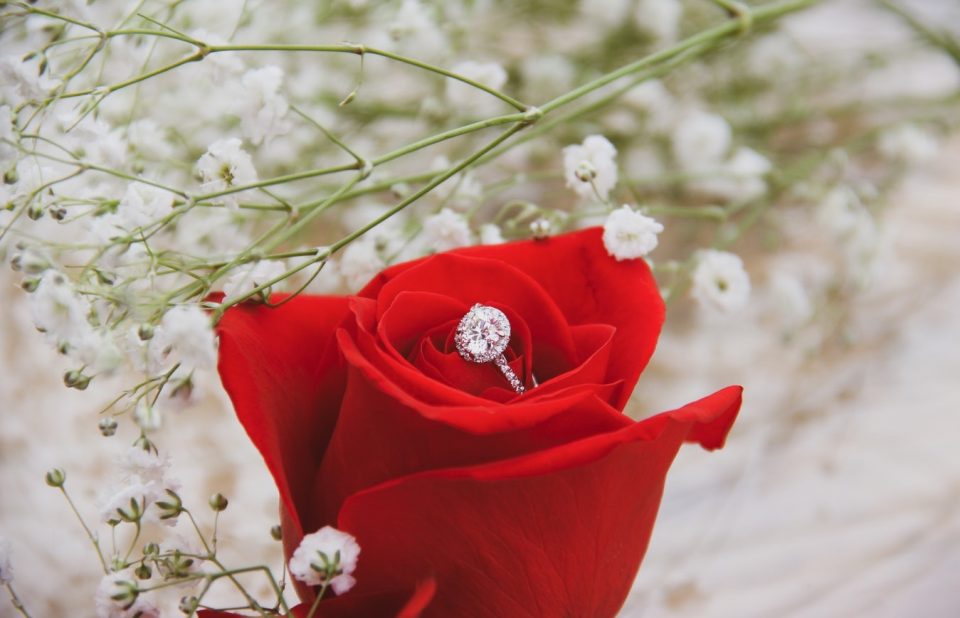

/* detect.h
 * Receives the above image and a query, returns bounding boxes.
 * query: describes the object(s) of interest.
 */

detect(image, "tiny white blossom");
[29,271,93,344]
[95,570,160,618]
[289,526,361,595]
[878,124,938,165]
[98,474,164,524]
[389,0,448,57]
[126,119,175,161]
[222,260,287,303]
[691,250,751,313]
[0,55,54,105]
[635,0,683,42]
[694,147,772,202]
[155,305,217,371]
[747,35,802,77]
[602,205,664,260]
[0,536,12,584]
[672,111,732,172]
[238,66,291,145]
[339,239,385,292]
[421,208,472,253]
[479,223,505,245]
[117,183,175,231]
[563,135,618,200]
[817,186,865,238]
[624,79,676,133]
[191,30,245,79]
[196,138,258,210]
[430,156,483,210]
[121,445,170,484]
[446,61,508,116]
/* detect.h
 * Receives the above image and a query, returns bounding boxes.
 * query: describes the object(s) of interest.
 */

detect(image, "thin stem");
[58,486,109,573]
[208,44,529,112]
[4,583,32,618]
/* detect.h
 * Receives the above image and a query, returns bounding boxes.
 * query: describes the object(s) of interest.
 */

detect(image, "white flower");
[289,526,361,595]
[339,239,385,292]
[817,186,865,238]
[602,205,664,261]
[388,0,447,57]
[521,54,575,100]
[29,271,93,344]
[238,66,291,145]
[624,79,676,133]
[446,61,508,116]
[95,570,159,618]
[691,250,751,313]
[117,183,175,231]
[196,138,258,210]
[126,119,175,160]
[694,147,772,202]
[672,111,732,172]
[0,536,12,584]
[98,474,165,524]
[430,156,483,210]
[0,55,54,105]
[121,445,170,484]
[635,0,683,42]
[563,135,618,201]
[190,29,245,80]
[747,35,802,78]
[222,260,287,303]
[878,125,938,166]
[421,208,472,253]
[479,223,505,245]
[768,271,814,329]
[155,305,217,371]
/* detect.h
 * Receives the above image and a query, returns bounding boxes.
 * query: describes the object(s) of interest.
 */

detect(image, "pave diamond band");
[455,303,526,395]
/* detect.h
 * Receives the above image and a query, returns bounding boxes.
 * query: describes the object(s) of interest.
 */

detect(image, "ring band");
[455,304,527,395]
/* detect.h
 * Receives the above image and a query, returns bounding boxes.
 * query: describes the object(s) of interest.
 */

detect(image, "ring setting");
[455,304,526,394]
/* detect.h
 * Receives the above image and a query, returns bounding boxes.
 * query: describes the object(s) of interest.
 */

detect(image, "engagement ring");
[455,304,527,394]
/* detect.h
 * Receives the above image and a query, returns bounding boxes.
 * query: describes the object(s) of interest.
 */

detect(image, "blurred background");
[1,0,959,616]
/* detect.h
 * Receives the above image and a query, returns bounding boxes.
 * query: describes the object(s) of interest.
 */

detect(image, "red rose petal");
[359,228,664,408]
[336,386,742,618]
[311,362,633,527]
[216,294,350,538]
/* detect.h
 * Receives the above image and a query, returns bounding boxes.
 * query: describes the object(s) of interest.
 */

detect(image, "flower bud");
[143,542,160,557]
[45,468,66,487]
[574,160,597,182]
[64,369,91,390]
[109,579,139,610]
[98,417,118,437]
[156,489,184,520]
[50,206,67,221]
[530,217,552,240]
[26,203,44,220]
[270,524,282,541]
[118,497,145,523]
[137,324,154,341]
[179,596,199,614]
[20,278,39,293]
[208,492,228,512]
[134,563,152,580]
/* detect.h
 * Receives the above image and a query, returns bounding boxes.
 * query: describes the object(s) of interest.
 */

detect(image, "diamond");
[455,304,511,363]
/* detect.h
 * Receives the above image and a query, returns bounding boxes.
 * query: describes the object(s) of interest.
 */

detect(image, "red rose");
[214,227,741,617]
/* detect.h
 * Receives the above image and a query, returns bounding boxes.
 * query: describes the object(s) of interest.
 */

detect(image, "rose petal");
[217,294,350,538]
[311,361,633,526]
[360,228,664,408]
[336,386,742,617]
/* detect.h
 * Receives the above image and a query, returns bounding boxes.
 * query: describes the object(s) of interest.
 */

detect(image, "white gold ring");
[455,304,526,394]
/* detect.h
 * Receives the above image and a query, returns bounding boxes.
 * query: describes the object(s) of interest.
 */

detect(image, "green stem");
[58,486,109,573]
